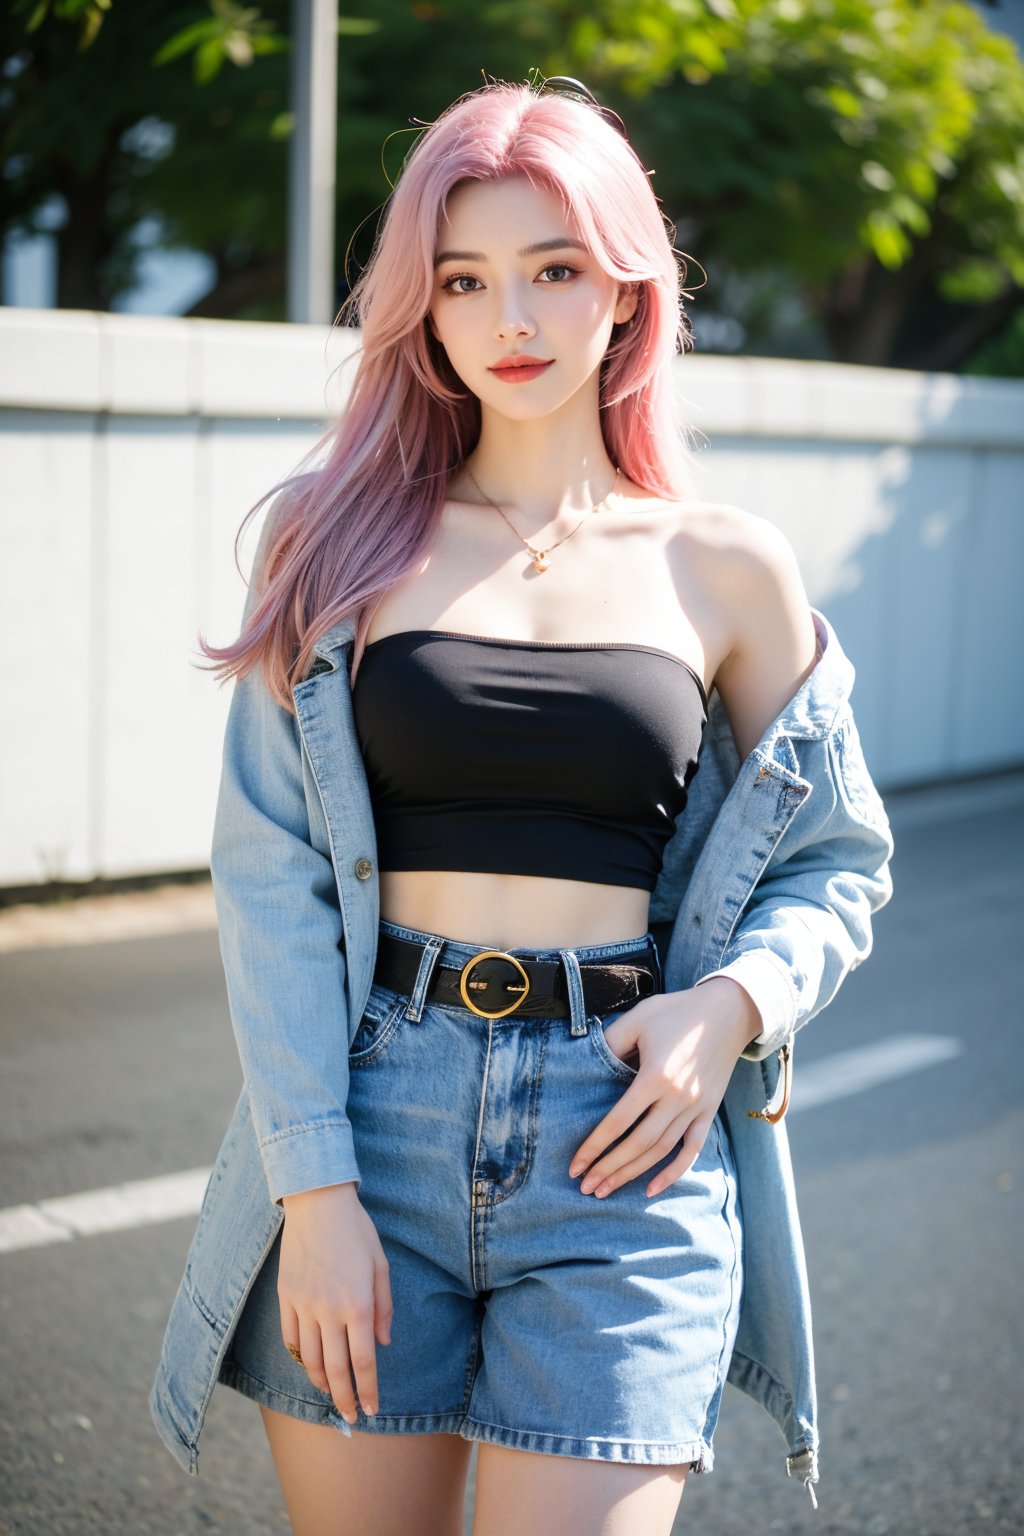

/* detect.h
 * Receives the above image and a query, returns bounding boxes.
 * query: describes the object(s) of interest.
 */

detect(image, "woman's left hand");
[568,978,762,1199]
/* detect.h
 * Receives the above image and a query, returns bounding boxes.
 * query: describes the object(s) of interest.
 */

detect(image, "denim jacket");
[149,518,894,1499]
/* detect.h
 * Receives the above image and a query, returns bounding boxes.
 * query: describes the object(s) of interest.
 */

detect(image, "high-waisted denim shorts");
[219,918,743,1470]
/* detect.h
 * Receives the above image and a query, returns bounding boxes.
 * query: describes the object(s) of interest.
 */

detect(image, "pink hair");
[195,80,700,712]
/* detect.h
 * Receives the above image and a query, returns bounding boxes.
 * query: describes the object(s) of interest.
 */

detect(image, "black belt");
[373,931,661,1020]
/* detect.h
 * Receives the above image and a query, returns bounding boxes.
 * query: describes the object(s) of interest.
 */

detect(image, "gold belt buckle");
[459,950,531,1019]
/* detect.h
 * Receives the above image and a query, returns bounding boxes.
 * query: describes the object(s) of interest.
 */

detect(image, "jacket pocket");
[831,707,891,836]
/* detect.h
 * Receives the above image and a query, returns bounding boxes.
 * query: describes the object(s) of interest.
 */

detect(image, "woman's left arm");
[709,510,821,767]
[690,511,894,1057]
[568,511,894,1198]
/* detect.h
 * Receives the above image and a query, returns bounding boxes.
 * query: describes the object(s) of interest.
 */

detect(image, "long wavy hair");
[195,79,701,712]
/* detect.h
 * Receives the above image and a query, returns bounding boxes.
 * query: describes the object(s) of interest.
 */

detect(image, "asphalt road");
[1,773,1021,1536]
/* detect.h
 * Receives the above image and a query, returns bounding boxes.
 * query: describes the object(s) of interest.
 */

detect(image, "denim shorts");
[219,918,743,1469]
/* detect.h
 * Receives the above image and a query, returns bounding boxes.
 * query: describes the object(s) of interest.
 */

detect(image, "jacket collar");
[312,614,358,660]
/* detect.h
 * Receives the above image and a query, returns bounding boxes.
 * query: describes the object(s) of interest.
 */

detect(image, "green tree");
[3,0,1022,371]
[545,0,1024,370]
[2,1,294,311]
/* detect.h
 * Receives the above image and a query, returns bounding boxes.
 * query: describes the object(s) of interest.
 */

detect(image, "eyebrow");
[434,236,588,268]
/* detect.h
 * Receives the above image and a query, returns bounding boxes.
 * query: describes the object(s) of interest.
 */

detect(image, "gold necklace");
[462,465,620,573]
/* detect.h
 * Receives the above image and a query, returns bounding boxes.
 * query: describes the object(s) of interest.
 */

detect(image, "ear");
[614,283,639,326]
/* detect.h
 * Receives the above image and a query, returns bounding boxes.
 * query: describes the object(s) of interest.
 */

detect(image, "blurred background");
[4,0,1024,366]
[2,0,1023,893]
[1,4,1022,1535]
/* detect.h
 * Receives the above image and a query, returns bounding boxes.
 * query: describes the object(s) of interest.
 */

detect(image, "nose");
[494,280,537,342]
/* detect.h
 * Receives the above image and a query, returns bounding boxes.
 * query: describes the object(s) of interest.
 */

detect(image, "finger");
[295,1319,328,1394]
[344,1304,380,1418]
[279,1298,301,1362]
[583,1115,691,1199]
[644,1120,710,1198]
[568,1082,651,1179]
[576,1107,681,1195]
[373,1256,393,1347]
[322,1328,360,1423]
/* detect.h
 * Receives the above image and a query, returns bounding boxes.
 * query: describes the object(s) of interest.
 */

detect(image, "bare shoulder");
[666,500,798,584]
[661,500,805,626]
[666,501,818,759]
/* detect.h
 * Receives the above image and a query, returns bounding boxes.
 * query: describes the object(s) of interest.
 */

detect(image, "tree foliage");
[2,0,1022,370]
[547,0,1024,367]
[2,1,293,308]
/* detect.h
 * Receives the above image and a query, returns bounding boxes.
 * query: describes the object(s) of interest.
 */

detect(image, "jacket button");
[354,858,373,880]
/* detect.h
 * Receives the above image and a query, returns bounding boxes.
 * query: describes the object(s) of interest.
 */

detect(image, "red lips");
[490,354,551,369]
[489,355,554,383]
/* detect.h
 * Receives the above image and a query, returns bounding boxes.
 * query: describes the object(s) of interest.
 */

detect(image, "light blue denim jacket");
[149,522,894,1499]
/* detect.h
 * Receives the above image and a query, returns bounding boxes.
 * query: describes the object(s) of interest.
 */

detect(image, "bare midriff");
[378,868,651,951]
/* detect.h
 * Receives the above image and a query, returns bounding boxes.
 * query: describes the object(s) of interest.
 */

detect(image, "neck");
[461,382,617,524]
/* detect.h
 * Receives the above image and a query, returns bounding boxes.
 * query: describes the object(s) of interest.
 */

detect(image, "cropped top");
[351,629,709,892]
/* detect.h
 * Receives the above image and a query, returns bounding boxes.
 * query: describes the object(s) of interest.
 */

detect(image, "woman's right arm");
[210,503,390,1419]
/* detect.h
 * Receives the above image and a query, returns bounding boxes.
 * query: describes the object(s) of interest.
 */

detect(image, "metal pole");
[287,0,339,324]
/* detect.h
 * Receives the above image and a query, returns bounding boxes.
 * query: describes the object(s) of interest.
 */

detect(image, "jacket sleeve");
[209,509,361,1205]
[696,705,894,1061]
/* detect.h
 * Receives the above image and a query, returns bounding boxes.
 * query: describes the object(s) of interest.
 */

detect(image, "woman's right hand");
[278,1181,392,1422]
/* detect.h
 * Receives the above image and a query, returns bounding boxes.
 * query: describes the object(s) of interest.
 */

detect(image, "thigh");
[472,1442,688,1536]
[260,1407,473,1536]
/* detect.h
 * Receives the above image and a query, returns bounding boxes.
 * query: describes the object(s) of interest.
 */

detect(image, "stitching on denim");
[259,1117,352,1148]
[488,1027,546,1207]
[222,1358,469,1434]
[182,1272,218,1331]
[559,947,590,1037]
[350,1411,469,1431]
[378,919,656,966]
[698,1116,743,1444]
[587,1013,639,1081]
[406,935,445,1022]
[348,997,406,1066]
[461,1415,708,1460]
[219,1356,333,1414]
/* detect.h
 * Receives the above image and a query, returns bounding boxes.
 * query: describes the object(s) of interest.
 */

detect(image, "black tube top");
[351,630,708,892]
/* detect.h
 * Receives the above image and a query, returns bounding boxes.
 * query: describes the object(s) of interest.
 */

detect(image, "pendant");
[528,546,549,573]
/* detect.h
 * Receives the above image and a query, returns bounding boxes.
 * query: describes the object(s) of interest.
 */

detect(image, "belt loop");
[649,935,664,994]
[559,948,590,1037]
[404,936,444,1022]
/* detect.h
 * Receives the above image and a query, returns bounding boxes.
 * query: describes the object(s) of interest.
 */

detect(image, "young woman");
[150,79,894,1536]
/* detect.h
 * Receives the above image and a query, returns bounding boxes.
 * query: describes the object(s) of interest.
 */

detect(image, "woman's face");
[427,176,637,421]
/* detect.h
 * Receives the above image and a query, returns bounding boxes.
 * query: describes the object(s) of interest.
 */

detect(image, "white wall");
[2,308,1022,888]
[677,358,1024,786]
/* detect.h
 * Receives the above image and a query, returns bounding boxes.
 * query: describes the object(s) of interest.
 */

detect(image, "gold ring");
[286,1342,304,1365]
[459,950,531,1018]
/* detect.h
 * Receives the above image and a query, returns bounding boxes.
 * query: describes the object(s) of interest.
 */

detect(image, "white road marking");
[790,1033,962,1112]
[0,1168,212,1254]
[0,1034,963,1255]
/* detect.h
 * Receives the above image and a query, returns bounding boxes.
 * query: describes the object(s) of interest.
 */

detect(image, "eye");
[440,273,483,295]
[538,263,580,283]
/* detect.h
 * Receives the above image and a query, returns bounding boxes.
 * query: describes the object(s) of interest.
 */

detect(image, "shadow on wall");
[693,373,1024,792]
